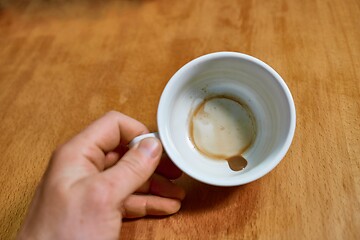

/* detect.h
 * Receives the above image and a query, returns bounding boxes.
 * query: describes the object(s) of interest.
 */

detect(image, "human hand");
[17,111,185,240]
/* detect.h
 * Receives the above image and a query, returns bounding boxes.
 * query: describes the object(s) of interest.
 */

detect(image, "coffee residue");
[189,96,256,171]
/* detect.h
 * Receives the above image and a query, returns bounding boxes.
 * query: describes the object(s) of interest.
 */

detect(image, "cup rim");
[157,51,296,186]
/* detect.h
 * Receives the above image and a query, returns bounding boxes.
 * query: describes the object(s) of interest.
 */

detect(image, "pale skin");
[17,111,185,240]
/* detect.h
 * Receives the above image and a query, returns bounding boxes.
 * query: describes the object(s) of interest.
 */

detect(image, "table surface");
[0,0,359,239]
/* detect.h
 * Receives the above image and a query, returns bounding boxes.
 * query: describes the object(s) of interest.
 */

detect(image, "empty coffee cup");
[130,52,296,186]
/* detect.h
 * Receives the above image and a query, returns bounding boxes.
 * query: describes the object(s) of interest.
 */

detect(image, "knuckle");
[106,110,121,118]
[50,144,66,162]
[50,142,74,166]
[46,145,70,176]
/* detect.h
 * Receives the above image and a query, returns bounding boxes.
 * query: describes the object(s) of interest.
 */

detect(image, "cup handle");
[128,132,160,149]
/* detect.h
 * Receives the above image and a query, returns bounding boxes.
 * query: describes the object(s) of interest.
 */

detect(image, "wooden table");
[0,0,359,239]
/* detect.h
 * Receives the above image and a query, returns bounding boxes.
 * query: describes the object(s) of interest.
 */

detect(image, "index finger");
[54,111,149,172]
[74,111,149,151]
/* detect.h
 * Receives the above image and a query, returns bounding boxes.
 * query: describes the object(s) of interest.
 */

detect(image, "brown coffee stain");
[189,95,255,171]
[189,96,257,155]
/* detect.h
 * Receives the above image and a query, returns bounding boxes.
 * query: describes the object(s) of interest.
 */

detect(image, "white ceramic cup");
[130,52,296,186]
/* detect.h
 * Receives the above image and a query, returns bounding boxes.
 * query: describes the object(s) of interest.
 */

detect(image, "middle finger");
[136,173,185,200]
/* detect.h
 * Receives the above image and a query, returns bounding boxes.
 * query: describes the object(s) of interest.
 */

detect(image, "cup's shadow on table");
[171,174,260,235]
[175,174,258,213]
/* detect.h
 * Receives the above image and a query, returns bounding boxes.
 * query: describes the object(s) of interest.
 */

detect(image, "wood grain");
[0,0,359,239]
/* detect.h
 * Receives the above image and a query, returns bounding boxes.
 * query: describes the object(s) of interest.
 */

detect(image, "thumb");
[102,137,162,200]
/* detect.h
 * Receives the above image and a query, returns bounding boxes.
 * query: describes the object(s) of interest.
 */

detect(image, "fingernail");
[138,138,161,158]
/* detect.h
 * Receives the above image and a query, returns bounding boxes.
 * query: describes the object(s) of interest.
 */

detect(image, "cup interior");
[158,52,295,186]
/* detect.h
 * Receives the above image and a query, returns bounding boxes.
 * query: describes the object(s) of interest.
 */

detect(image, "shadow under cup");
[157,52,296,186]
